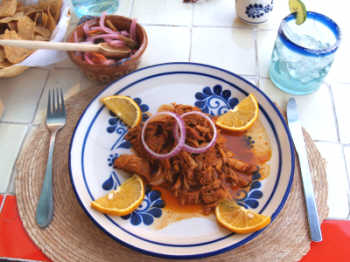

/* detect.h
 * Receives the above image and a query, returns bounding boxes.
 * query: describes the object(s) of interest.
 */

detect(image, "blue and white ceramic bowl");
[236,0,274,24]
[69,62,294,259]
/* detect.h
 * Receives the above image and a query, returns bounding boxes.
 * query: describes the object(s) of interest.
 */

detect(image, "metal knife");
[287,98,322,242]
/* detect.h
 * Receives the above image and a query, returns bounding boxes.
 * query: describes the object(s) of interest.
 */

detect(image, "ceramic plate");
[69,62,295,259]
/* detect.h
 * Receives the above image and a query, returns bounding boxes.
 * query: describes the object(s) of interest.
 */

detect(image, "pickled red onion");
[130,19,137,40]
[83,19,97,35]
[99,12,115,34]
[87,33,120,42]
[141,112,186,159]
[120,30,130,37]
[106,39,125,48]
[84,52,94,64]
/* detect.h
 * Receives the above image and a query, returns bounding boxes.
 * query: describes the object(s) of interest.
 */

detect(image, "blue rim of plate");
[69,62,295,259]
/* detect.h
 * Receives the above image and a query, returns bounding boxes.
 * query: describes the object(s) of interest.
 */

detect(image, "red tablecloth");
[1,194,349,261]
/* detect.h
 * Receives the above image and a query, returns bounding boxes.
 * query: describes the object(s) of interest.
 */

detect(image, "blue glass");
[71,0,119,18]
[269,12,341,95]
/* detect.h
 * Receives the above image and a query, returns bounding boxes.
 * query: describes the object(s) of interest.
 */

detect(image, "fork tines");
[47,88,66,117]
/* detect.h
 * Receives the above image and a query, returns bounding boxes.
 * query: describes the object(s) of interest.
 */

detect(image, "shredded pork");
[114,104,258,214]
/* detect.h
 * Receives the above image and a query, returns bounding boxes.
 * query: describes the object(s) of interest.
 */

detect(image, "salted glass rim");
[278,11,341,57]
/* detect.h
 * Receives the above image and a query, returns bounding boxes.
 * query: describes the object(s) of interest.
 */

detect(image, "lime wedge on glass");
[289,0,307,25]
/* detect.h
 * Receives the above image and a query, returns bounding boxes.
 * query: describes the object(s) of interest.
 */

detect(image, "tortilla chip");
[34,25,51,38]
[41,12,48,27]
[8,21,16,30]
[17,16,35,40]
[23,6,42,17]
[0,48,5,62]
[46,7,56,32]
[34,34,49,41]
[0,11,23,23]
[3,30,33,64]
[0,0,17,18]
[50,0,62,22]
[0,60,12,68]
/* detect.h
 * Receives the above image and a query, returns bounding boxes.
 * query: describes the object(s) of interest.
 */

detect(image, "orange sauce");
[221,131,257,165]
[152,186,202,213]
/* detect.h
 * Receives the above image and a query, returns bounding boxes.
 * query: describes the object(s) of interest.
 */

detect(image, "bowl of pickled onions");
[67,13,148,83]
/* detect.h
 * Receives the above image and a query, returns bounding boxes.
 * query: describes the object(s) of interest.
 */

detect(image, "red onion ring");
[141,112,186,159]
[120,30,130,37]
[84,52,94,64]
[83,19,97,35]
[106,39,125,48]
[130,19,137,40]
[180,111,217,154]
[103,59,115,65]
[87,33,120,42]
[90,26,103,31]
[99,12,115,34]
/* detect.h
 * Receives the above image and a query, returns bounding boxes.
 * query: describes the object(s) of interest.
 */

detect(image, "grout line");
[140,23,188,28]
[137,23,260,30]
[253,28,261,89]
[188,2,194,62]
[192,24,255,30]
[0,121,30,125]
[313,140,343,144]
[29,70,51,124]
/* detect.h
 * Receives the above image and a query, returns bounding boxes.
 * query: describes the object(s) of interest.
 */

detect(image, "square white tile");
[257,30,276,78]
[34,68,83,124]
[132,0,192,25]
[193,0,236,27]
[0,69,49,123]
[191,27,256,75]
[139,26,191,68]
[326,27,350,84]
[331,83,350,144]
[0,123,27,193]
[315,142,349,219]
[260,79,337,142]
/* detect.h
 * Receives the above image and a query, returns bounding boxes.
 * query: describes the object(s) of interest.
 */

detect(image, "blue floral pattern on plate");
[194,84,239,115]
[121,187,165,226]
[236,172,263,209]
[104,88,263,226]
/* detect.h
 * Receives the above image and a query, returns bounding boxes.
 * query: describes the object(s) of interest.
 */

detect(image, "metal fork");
[36,88,66,228]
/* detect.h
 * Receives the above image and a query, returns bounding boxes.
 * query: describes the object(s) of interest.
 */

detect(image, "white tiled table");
[1,0,349,238]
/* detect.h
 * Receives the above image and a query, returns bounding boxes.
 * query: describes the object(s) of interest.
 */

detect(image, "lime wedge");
[289,0,307,25]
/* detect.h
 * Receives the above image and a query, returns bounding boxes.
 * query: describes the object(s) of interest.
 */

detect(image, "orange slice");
[215,200,271,234]
[216,94,259,132]
[91,175,144,216]
[101,95,142,128]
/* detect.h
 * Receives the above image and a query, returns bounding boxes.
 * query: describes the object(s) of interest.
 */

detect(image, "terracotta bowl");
[67,15,148,84]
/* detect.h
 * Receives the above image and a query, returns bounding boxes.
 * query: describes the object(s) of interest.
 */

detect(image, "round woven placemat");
[16,87,328,262]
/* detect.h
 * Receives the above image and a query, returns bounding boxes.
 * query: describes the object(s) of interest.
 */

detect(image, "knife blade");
[287,97,322,242]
